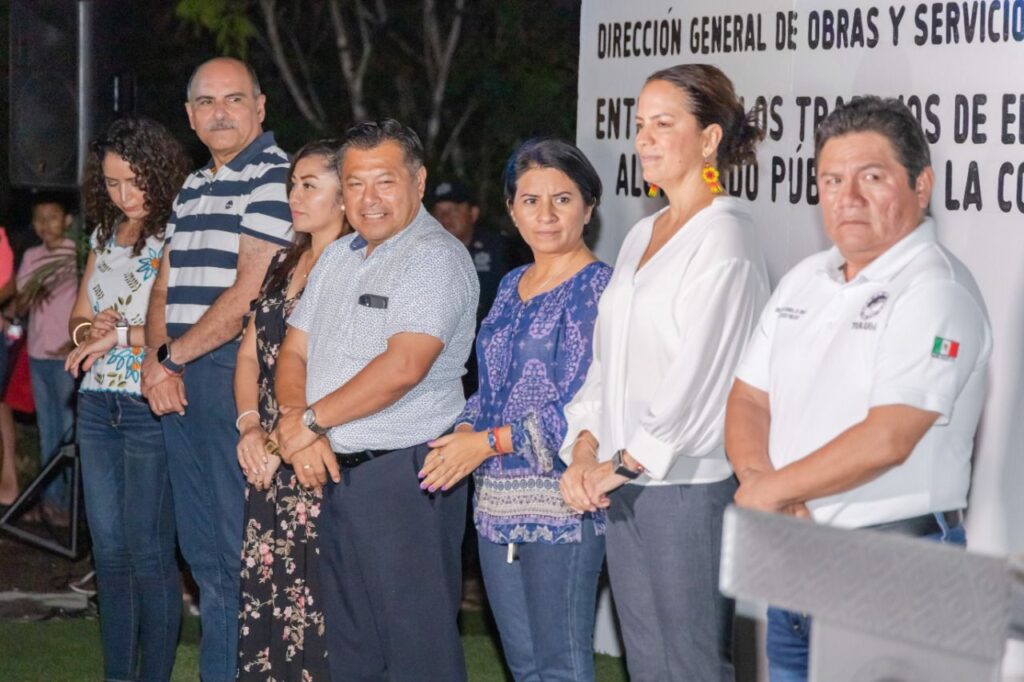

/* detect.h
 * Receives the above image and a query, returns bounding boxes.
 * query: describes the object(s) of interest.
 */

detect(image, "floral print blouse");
[80,230,163,395]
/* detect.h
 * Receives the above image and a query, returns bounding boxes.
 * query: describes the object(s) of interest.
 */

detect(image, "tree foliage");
[174,0,581,207]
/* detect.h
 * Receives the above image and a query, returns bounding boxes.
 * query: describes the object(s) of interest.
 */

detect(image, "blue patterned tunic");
[457,261,612,544]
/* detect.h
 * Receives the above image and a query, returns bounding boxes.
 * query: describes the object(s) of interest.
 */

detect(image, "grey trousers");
[605,477,738,682]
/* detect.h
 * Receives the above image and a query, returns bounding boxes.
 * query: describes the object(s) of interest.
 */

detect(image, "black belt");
[333,448,392,469]
[865,509,963,537]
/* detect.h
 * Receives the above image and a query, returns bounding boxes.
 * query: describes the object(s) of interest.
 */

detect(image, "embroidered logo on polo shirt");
[860,292,889,319]
[225,200,234,209]
[932,336,960,360]
[853,291,889,330]
[775,306,805,320]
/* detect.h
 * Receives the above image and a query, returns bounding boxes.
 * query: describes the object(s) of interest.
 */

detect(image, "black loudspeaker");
[9,0,135,190]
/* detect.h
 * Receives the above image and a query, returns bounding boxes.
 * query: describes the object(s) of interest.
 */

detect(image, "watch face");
[157,344,169,362]
[302,409,315,427]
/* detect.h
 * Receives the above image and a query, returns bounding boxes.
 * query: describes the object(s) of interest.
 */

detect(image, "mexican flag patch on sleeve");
[932,336,959,359]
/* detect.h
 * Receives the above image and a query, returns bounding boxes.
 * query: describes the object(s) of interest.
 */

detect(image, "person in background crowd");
[140,57,292,681]
[559,64,768,682]
[0,225,18,512]
[275,119,478,682]
[430,179,513,397]
[64,116,191,682]
[15,193,79,523]
[420,138,612,682]
[725,96,991,682]
[235,139,348,681]
[428,177,518,610]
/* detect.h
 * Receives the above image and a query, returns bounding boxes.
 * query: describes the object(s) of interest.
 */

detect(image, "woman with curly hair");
[65,116,190,682]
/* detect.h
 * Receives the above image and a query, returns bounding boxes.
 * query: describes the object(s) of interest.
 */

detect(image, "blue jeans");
[161,344,243,682]
[766,514,967,682]
[79,391,180,682]
[29,357,76,510]
[478,518,606,682]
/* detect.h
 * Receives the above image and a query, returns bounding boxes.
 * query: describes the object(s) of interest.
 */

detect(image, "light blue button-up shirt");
[289,205,479,453]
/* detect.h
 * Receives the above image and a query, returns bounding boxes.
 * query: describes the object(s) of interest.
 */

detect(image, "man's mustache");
[206,120,237,131]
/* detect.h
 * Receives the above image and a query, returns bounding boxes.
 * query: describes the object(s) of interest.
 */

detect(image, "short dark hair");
[815,96,931,188]
[502,138,603,208]
[340,118,425,173]
[30,191,75,216]
[83,116,190,256]
[645,64,764,168]
[186,57,261,101]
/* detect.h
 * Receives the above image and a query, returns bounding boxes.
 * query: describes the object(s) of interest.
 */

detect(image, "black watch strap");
[158,343,185,374]
[612,449,642,480]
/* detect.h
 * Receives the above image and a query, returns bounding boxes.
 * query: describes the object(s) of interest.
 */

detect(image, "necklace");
[524,256,579,300]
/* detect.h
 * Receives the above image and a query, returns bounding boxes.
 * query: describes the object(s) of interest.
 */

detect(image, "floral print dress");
[238,252,328,680]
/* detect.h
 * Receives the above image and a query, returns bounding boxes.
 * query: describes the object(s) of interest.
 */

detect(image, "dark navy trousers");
[319,441,468,682]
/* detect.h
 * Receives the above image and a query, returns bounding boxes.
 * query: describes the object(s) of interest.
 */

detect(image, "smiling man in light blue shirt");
[275,119,478,682]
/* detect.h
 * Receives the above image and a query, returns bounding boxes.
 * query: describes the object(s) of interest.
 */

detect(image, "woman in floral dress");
[65,116,191,682]
[234,139,347,680]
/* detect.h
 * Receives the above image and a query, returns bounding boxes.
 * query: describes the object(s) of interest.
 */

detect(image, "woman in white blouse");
[559,64,768,682]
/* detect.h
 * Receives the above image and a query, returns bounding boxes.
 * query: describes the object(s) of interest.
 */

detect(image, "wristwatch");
[302,407,329,435]
[157,342,185,374]
[115,317,129,347]
[612,449,643,480]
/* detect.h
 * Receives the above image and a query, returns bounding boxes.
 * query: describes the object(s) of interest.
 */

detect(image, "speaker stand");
[0,441,86,559]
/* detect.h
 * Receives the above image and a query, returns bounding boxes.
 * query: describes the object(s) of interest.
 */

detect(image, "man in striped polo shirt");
[141,57,292,681]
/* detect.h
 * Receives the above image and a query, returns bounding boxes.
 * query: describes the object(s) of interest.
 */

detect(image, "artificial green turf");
[0,613,628,681]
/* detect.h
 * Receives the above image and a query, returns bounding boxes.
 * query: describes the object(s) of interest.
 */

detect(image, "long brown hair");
[83,116,190,255]
[264,138,348,294]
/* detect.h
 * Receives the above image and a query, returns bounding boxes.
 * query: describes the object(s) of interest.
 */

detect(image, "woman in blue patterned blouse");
[419,138,611,681]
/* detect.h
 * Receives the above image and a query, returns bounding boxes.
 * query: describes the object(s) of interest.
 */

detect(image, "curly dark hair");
[83,116,191,255]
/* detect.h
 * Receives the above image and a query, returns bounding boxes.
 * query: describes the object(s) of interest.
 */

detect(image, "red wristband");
[493,427,506,454]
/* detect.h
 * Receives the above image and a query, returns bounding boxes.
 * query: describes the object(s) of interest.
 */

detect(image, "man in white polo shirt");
[724,96,992,682]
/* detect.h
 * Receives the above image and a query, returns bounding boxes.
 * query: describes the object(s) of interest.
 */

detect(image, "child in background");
[15,194,78,520]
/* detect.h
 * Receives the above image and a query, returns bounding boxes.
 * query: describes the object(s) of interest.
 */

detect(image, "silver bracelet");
[235,410,260,430]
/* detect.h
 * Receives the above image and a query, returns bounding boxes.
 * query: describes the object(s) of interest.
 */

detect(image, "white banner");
[578,0,1024,676]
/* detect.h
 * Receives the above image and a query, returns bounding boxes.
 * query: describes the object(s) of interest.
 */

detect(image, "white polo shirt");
[735,219,991,528]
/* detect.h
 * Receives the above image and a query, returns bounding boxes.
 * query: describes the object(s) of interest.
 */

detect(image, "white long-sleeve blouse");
[559,196,769,485]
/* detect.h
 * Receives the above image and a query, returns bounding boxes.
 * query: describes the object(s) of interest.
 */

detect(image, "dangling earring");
[702,160,724,195]
[646,183,660,198]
